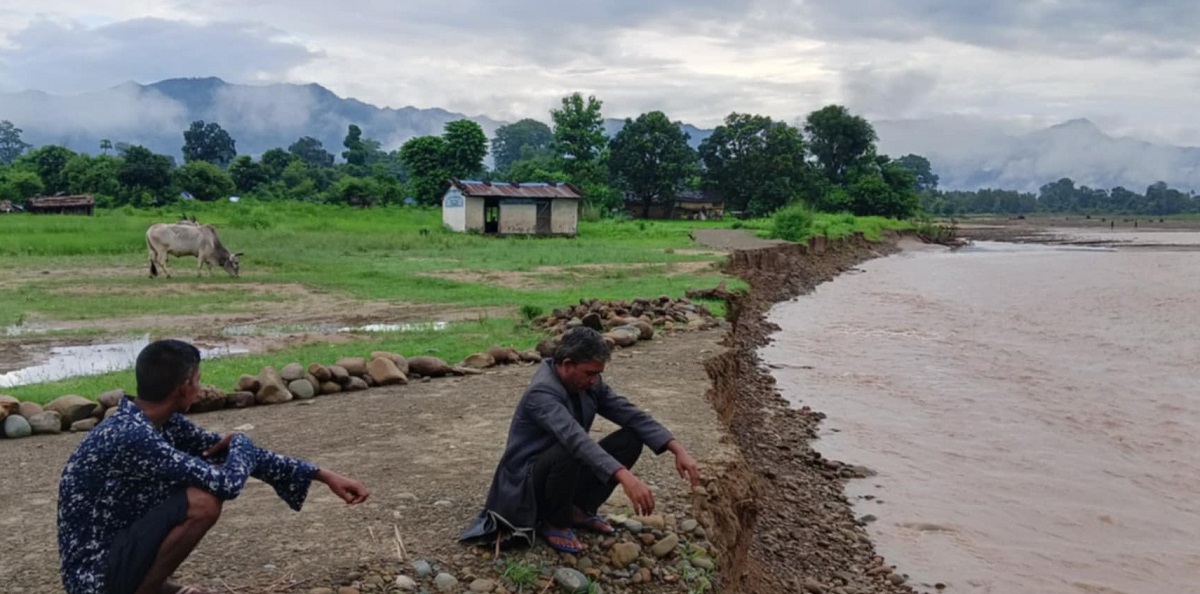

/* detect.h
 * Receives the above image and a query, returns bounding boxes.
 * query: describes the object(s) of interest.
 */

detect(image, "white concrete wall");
[499,201,538,234]
[552,199,579,235]
[466,197,486,231]
[441,188,466,232]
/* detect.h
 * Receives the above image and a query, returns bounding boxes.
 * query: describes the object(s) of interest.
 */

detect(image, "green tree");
[551,93,606,180]
[0,170,44,201]
[838,157,920,218]
[698,112,812,215]
[63,154,121,198]
[804,105,877,186]
[442,120,488,179]
[259,148,296,182]
[182,120,237,167]
[173,161,236,202]
[342,124,369,167]
[99,138,113,155]
[329,176,381,206]
[608,111,697,218]
[0,120,31,164]
[894,154,939,192]
[117,145,174,204]
[288,136,335,168]
[398,135,450,205]
[19,145,77,194]
[228,155,269,194]
[507,155,569,183]
[491,119,554,173]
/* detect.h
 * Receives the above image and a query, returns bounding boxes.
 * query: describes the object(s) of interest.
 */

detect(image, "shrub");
[769,203,814,242]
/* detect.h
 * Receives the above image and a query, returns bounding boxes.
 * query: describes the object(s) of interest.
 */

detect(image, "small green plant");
[587,581,603,594]
[502,559,540,591]
[769,203,815,242]
[518,304,544,322]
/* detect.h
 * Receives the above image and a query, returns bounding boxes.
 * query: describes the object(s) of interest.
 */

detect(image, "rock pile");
[533,296,722,357]
[306,511,718,594]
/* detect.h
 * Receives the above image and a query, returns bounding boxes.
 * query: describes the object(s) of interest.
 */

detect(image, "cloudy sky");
[1,0,1198,145]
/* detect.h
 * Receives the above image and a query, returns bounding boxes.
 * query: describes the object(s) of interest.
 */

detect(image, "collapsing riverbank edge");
[696,231,928,594]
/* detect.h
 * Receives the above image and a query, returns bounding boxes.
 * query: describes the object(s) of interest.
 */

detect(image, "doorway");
[484,198,499,234]
[535,200,552,234]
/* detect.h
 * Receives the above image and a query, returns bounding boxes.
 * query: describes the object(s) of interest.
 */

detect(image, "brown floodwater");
[762,240,1200,594]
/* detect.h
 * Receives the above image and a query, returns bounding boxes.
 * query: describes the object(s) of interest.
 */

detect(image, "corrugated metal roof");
[451,179,582,199]
[27,194,95,207]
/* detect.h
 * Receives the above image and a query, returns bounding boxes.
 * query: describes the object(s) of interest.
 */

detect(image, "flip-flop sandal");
[573,514,615,535]
[539,527,585,554]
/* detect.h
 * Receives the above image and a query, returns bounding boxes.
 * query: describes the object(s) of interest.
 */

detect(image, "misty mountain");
[875,117,1200,193]
[2,77,1197,193]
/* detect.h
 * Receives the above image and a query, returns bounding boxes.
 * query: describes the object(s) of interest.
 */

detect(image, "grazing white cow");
[146,223,242,278]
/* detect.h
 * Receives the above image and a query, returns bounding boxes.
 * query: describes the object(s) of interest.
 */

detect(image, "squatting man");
[57,339,369,594]
[460,326,701,553]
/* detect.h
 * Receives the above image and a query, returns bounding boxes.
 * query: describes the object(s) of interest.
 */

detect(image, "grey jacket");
[459,359,674,545]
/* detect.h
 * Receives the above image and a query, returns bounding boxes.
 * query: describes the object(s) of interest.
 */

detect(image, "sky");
[1,1,1198,145]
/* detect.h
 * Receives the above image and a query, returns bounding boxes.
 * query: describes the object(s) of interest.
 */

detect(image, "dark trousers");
[530,428,644,528]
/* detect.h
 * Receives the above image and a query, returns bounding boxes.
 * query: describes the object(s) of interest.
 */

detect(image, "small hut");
[623,190,724,220]
[25,195,95,215]
[442,180,581,236]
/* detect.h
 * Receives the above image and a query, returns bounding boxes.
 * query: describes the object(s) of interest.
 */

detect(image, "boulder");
[461,352,496,369]
[17,401,43,419]
[486,345,521,364]
[254,366,293,405]
[335,357,368,376]
[602,336,616,350]
[408,356,453,377]
[370,351,409,375]
[320,381,342,395]
[45,395,98,430]
[308,363,332,382]
[28,411,62,434]
[0,394,17,421]
[632,320,654,340]
[288,379,316,400]
[605,329,638,348]
[3,414,32,439]
[367,357,408,386]
[581,312,604,331]
[519,349,543,363]
[281,363,305,382]
[188,385,227,413]
[304,372,320,389]
[225,391,256,409]
[362,373,377,387]
[97,389,126,409]
[235,374,261,393]
[328,365,351,385]
[536,338,558,358]
[345,377,369,391]
[104,406,119,419]
[71,418,99,433]
[451,366,484,376]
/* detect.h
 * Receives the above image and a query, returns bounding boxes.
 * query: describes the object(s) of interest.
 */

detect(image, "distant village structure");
[24,195,96,215]
[622,190,724,220]
[442,180,581,236]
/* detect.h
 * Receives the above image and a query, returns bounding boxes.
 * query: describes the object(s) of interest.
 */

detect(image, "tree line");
[920,177,1200,216]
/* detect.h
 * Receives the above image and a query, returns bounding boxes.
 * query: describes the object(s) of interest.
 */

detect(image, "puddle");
[0,335,249,388]
[222,321,450,336]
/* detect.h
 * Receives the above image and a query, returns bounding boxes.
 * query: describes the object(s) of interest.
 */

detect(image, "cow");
[146,222,242,278]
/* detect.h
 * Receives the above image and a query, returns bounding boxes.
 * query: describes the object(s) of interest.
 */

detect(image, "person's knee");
[607,428,645,465]
[185,488,223,528]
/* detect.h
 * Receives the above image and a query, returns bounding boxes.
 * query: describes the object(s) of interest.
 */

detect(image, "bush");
[769,203,815,242]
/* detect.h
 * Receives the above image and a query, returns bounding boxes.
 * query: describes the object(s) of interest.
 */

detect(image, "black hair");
[553,327,612,364]
[135,339,201,402]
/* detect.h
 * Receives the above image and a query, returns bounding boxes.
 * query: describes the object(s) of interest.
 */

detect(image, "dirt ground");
[0,329,737,593]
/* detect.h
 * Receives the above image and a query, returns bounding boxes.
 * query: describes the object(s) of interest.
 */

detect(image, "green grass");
[1,201,900,399]
[501,558,541,592]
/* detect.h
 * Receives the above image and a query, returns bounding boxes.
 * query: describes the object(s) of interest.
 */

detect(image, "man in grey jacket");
[460,327,700,553]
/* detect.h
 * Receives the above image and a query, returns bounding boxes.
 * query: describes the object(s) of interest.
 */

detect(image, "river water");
[761,240,1200,594]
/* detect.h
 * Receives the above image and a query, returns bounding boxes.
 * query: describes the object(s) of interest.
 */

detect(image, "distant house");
[622,190,724,220]
[25,194,95,216]
[442,180,582,236]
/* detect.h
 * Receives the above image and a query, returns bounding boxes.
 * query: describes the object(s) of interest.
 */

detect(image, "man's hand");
[667,440,700,489]
[615,468,655,515]
[315,469,370,504]
[202,432,244,459]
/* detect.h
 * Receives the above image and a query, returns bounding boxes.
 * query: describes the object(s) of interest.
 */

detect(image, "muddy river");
[762,240,1200,593]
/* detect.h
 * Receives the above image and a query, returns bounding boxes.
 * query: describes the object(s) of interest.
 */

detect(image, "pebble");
[679,519,699,533]
[889,573,907,585]
[434,499,453,506]
[610,542,640,567]
[803,578,827,593]
[397,492,418,501]
[307,589,333,594]
[623,519,643,534]
[553,567,589,593]
[433,572,458,592]
[412,560,433,578]
[650,533,679,558]
[336,588,359,594]
[469,578,495,592]
[691,556,715,571]
[394,576,417,591]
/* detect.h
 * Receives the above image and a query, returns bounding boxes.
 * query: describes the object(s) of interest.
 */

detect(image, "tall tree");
[288,136,335,168]
[228,155,269,194]
[259,148,296,182]
[342,124,368,167]
[698,113,811,215]
[803,105,877,186]
[551,93,606,180]
[442,120,488,179]
[894,154,939,192]
[63,154,122,198]
[182,121,237,167]
[20,145,77,195]
[117,145,174,204]
[491,119,554,173]
[173,161,236,202]
[0,120,31,164]
[608,111,697,218]
[399,135,450,205]
[99,139,113,156]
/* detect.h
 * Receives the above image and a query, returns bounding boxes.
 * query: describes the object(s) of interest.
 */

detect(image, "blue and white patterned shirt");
[57,398,318,594]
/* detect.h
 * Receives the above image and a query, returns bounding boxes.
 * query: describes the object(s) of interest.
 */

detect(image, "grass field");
[1,201,906,403]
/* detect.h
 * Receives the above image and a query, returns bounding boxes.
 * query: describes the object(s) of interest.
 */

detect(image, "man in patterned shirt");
[57,339,370,594]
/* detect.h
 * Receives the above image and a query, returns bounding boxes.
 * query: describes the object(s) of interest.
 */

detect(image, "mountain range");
[1,77,1196,193]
